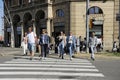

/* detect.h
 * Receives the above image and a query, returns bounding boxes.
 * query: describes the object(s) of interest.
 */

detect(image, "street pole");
[118,0,120,51]
[3,0,15,48]
[86,0,89,53]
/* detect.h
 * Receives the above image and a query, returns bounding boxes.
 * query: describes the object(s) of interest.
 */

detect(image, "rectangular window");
[33,0,38,3]
[23,0,28,4]
[19,0,22,5]
[11,0,19,6]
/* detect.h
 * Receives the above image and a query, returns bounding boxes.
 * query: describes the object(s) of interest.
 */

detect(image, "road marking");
[6,59,90,63]
[12,57,90,62]
[0,57,105,79]
[0,72,104,77]
[0,64,95,68]
[0,67,99,72]
[0,78,78,80]
[5,61,92,65]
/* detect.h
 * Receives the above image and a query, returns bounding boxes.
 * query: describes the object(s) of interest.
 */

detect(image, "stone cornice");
[9,3,49,13]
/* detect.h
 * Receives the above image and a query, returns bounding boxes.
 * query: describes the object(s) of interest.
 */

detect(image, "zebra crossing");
[0,56,105,80]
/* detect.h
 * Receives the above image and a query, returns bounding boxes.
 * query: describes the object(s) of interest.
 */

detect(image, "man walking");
[27,27,37,60]
[89,31,97,61]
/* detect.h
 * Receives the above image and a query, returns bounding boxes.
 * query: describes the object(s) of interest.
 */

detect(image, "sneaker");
[59,55,61,58]
[39,55,41,57]
[30,57,33,60]
[22,54,25,56]
[42,57,45,60]
[64,53,66,55]
[25,52,28,55]
[62,56,64,59]
[44,57,46,60]
[91,57,95,61]
[49,53,52,54]
[22,54,26,56]
[70,57,73,61]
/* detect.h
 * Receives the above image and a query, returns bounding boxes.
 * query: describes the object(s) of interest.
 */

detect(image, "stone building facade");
[4,0,119,51]
[114,0,120,47]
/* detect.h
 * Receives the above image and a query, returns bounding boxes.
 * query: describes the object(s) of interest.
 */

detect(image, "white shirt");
[27,32,36,43]
[68,36,73,43]
[97,38,102,44]
[89,36,97,46]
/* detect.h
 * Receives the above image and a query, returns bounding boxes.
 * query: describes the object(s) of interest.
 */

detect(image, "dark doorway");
[23,13,32,32]
[13,14,21,47]
[35,10,45,36]
[54,26,65,37]
[54,25,65,53]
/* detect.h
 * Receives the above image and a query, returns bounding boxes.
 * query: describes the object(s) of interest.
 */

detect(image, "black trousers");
[41,44,48,57]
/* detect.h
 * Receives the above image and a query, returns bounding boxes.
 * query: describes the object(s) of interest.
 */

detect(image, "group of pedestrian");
[21,26,98,61]
[55,31,77,60]
[21,26,50,60]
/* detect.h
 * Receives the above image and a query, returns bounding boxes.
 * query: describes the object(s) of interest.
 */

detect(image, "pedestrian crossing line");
[0,78,79,80]
[0,58,105,79]
[0,64,95,68]
[7,59,90,63]
[6,57,90,62]
[13,57,90,62]
[0,67,99,72]
[0,72,104,77]
[5,61,92,65]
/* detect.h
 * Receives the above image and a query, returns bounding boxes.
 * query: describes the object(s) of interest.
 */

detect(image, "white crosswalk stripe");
[0,57,104,80]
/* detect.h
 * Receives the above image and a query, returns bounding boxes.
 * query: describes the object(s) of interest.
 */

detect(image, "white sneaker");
[42,57,46,60]
[70,57,73,60]
[64,53,66,55]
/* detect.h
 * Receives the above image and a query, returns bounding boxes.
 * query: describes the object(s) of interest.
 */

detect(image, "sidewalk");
[0,47,22,56]
[0,47,120,60]
[74,52,120,60]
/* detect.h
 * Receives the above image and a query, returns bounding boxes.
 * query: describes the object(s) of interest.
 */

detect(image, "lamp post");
[116,0,120,52]
[86,0,90,53]
[3,0,15,48]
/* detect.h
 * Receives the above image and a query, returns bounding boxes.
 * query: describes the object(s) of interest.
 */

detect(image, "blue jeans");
[28,43,35,53]
[90,45,95,59]
[68,43,73,58]
[58,42,64,58]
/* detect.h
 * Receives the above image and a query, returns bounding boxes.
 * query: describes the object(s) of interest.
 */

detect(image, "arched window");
[56,9,64,17]
[89,6,103,14]
[35,10,45,21]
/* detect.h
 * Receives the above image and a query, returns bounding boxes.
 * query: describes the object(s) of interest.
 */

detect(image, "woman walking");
[58,31,66,59]
[66,32,76,60]
[22,32,28,56]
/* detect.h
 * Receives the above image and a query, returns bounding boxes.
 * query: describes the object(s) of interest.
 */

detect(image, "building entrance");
[54,25,65,53]
[89,24,103,37]
[54,26,65,37]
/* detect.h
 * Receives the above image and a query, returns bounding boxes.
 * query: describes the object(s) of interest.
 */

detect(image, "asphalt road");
[92,59,120,80]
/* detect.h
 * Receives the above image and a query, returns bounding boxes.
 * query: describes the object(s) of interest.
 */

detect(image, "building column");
[46,18,51,36]
[20,22,24,43]
[32,19,36,34]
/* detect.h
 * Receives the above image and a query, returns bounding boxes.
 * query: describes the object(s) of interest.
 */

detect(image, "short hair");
[29,26,33,29]
[92,31,95,33]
